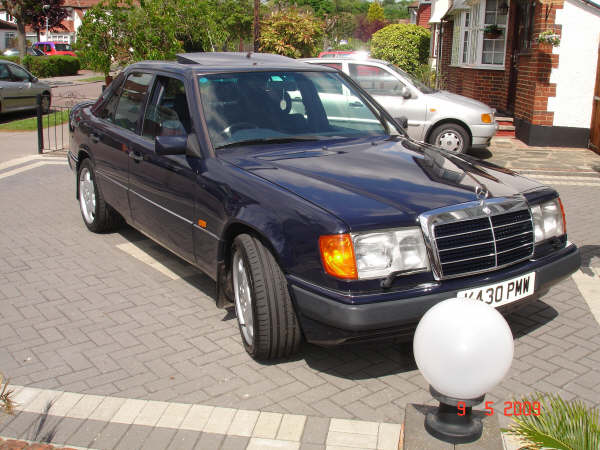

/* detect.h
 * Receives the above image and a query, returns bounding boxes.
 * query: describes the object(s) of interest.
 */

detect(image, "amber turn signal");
[319,234,358,280]
[481,113,493,124]
[558,197,567,233]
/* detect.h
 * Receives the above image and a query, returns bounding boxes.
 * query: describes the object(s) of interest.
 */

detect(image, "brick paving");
[0,139,599,448]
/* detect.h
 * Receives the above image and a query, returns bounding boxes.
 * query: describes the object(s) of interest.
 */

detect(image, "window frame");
[141,73,191,142]
[450,0,510,70]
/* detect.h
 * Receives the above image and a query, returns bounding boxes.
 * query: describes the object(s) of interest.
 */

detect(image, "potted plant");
[537,29,561,47]
[483,24,503,39]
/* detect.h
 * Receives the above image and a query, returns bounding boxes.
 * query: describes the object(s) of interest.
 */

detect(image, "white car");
[303,57,498,153]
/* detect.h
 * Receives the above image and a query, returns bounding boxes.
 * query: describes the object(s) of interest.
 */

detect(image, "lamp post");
[413,298,514,443]
[42,4,50,41]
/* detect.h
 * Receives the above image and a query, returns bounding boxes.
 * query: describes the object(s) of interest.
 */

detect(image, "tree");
[216,0,253,50]
[1,0,29,57]
[23,0,68,41]
[371,23,430,74]
[366,1,385,23]
[354,14,386,42]
[259,7,324,58]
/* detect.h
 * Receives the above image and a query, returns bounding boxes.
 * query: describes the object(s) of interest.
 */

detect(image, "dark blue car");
[68,53,580,360]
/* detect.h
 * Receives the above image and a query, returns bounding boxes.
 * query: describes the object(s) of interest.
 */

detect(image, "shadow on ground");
[578,244,600,277]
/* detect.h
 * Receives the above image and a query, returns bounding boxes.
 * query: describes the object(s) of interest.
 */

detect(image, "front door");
[507,0,534,114]
[590,41,600,153]
[128,74,196,263]
[347,62,427,139]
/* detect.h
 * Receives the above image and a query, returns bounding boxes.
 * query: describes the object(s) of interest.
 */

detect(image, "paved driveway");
[0,143,599,448]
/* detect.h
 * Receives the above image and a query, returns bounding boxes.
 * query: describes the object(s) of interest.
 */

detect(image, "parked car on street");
[3,47,46,56]
[0,60,51,114]
[32,41,77,57]
[68,53,579,360]
[303,57,498,154]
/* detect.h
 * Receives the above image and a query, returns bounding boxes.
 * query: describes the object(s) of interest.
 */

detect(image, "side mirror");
[394,116,408,130]
[31,76,38,83]
[155,135,188,156]
[398,85,412,99]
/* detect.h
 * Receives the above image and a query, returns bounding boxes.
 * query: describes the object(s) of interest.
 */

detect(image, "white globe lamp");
[413,298,514,443]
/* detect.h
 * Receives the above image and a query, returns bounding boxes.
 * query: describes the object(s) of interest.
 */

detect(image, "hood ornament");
[475,185,491,214]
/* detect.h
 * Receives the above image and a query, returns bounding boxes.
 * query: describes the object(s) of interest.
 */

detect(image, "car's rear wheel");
[78,158,122,232]
[232,234,302,360]
[429,123,470,154]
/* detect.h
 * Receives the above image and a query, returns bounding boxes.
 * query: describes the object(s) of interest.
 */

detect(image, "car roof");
[302,57,392,66]
[126,52,337,75]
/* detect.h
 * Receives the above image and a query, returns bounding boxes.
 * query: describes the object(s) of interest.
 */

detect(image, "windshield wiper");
[215,136,322,150]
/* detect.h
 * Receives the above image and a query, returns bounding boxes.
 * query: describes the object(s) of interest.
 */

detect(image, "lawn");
[0,110,70,132]
[79,76,105,82]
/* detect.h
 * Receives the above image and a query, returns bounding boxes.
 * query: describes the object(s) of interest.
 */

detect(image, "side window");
[8,64,31,82]
[348,64,406,96]
[0,64,11,81]
[113,72,153,133]
[142,76,191,139]
[94,72,125,120]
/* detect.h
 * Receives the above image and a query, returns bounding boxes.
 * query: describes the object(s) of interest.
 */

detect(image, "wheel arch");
[425,118,473,144]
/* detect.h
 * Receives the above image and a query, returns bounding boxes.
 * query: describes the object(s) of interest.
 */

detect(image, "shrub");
[259,7,324,58]
[0,55,21,64]
[22,55,80,78]
[371,24,430,74]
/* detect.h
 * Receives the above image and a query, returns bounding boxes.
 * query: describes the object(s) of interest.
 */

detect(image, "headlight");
[319,228,430,280]
[530,198,566,243]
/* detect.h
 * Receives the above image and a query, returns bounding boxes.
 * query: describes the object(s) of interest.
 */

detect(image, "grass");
[0,110,70,131]
[78,76,105,82]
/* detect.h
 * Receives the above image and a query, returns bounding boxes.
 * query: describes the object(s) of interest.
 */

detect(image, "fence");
[36,93,97,154]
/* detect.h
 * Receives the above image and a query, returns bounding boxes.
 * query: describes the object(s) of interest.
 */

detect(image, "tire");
[41,93,51,114]
[429,123,471,154]
[231,234,302,360]
[78,158,122,233]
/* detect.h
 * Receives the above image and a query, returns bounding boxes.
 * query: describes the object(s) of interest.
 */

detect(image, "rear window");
[54,44,72,52]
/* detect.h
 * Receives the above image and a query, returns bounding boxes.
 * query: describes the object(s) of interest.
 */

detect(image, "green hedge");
[0,55,21,63]
[21,55,80,78]
[371,24,430,75]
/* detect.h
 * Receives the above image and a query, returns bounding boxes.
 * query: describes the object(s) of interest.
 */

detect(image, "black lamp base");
[424,386,485,444]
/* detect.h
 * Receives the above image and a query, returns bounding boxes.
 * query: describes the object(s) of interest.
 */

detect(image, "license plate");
[457,272,536,308]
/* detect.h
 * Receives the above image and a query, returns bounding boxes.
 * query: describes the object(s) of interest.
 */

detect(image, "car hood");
[219,137,545,230]
[429,90,493,112]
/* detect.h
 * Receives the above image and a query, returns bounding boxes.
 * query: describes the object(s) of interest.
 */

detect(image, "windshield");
[198,71,393,149]
[54,44,72,52]
[386,64,436,94]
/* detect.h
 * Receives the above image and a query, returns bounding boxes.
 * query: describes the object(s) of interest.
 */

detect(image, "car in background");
[0,60,51,114]
[304,57,498,153]
[318,50,370,59]
[32,41,77,57]
[3,47,46,57]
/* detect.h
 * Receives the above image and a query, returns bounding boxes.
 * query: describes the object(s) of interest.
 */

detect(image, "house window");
[49,34,71,43]
[451,0,509,68]
[5,32,16,49]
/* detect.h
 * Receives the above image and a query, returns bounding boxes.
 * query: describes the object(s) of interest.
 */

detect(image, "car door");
[6,64,36,110]
[89,72,152,221]
[347,62,427,140]
[128,74,196,263]
[0,63,19,112]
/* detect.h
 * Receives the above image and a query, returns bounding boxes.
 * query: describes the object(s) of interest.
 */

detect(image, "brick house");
[0,0,102,45]
[427,0,600,148]
[409,1,433,28]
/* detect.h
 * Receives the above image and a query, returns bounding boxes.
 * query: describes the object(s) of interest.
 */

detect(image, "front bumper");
[291,244,580,345]
[470,123,498,148]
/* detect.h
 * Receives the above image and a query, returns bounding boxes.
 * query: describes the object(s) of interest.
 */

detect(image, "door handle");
[349,102,364,107]
[90,133,101,143]
[129,151,144,162]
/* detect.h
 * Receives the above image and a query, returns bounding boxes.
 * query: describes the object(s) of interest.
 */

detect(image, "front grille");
[433,209,534,278]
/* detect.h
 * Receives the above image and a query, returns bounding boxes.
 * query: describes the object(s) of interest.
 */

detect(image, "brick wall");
[439,0,563,127]
[417,3,431,29]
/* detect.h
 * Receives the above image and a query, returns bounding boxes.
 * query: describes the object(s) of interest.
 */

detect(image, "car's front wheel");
[429,123,471,154]
[78,158,122,232]
[232,234,302,360]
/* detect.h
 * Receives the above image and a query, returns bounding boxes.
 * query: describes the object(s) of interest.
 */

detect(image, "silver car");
[303,57,498,153]
[0,60,51,114]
